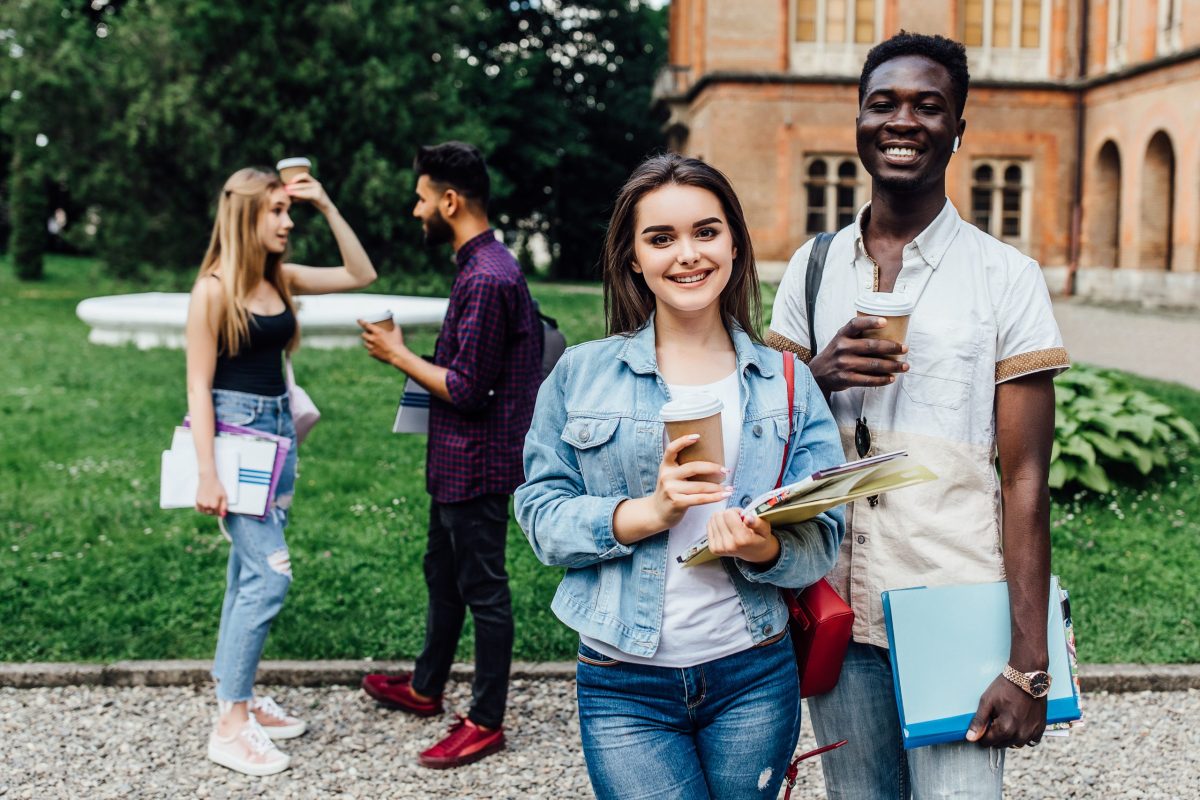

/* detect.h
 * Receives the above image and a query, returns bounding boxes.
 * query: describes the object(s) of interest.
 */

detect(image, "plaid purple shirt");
[427,230,543,503]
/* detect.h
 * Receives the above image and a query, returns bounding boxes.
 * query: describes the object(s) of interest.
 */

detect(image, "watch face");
[1028,671,1052,698]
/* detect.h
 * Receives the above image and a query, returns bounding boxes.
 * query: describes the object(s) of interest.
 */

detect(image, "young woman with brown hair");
[515,154,846,799]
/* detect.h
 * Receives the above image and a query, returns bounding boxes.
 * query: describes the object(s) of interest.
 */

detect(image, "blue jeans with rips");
[209,389,297,703]
[806,641,1005,799]
[575,633,801,800]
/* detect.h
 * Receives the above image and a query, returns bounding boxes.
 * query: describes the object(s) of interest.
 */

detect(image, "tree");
[8,138,44,280]
[2,0,665,281]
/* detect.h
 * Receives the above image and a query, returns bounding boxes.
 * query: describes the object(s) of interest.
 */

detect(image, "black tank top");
[212,306,296,396]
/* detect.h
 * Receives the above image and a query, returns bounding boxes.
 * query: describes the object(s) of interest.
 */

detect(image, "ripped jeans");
[576,633,800,799]
[209,389,297,703]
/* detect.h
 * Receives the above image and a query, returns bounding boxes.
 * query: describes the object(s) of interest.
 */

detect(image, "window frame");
[788,0,884,75]
[961,0,1052,80]
[803,154,868,236]
[969,157,1033,249]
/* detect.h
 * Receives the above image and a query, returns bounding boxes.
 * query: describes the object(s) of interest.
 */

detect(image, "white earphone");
[952,136,960,154]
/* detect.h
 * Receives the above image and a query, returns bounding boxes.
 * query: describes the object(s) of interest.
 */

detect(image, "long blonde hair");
[198,167,299,357]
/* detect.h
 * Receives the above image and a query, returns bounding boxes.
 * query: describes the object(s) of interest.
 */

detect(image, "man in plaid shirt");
[358,142,542,769]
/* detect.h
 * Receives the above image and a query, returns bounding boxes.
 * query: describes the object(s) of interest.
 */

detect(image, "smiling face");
[257,187,294,254]
[631,183,736,322]
[856,54,965,196]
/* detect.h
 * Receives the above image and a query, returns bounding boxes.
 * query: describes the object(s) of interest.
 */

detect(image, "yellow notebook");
[678,451,937,566]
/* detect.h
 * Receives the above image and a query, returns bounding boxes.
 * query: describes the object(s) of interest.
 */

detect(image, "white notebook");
[160,427,278,515]
[393,379,431,434]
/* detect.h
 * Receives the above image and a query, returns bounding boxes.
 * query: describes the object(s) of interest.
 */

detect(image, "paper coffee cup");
[661,393,724,482]
[276,157,312,184]
[361,308,395,331]
[855,292,916,359]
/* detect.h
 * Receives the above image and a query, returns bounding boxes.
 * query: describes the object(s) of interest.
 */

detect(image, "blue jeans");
[806,641,1005,799]
[209,389,298,703]
[576,633,800,800]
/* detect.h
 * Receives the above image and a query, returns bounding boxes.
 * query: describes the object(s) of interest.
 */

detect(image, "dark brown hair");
[601,153,761,340]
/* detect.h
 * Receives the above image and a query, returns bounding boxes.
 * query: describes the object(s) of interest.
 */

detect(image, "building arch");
[1139,130,1175,270]
[1087,140,1121,267]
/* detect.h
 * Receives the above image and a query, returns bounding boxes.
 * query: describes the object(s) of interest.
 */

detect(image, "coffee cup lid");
[855,291,916,316]
[276,157,312,171]
[660,392,723,422]
[361,308,393,324]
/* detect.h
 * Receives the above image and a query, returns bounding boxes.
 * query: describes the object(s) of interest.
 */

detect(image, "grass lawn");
[1,255,1196,664]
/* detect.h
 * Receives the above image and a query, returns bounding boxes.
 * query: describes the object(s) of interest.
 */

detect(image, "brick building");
[654,0,1200,307]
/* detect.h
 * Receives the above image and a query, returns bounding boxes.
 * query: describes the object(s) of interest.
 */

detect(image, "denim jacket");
[515,316,846,658]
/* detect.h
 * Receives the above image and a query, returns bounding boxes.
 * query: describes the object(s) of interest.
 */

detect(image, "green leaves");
[1052,366,1196,492]
[3,0,667,280]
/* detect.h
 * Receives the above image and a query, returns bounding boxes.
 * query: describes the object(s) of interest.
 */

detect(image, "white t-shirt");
[582,370,755,667]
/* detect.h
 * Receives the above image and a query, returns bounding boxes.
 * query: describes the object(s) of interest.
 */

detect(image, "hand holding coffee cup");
[276,157,312,184]
[661,394,726,484]
[358,309,404,364]
[359,308,395,331]
[854,292,915,360]
[808,297,911,394]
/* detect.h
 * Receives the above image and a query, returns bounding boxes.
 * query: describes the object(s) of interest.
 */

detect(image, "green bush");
[1051,366,1199,493]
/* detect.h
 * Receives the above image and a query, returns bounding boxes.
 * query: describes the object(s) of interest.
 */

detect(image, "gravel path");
[2,681,1197,799]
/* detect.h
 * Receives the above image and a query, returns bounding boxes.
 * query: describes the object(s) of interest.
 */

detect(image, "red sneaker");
[418,717,506,769]
[361,673,444,717]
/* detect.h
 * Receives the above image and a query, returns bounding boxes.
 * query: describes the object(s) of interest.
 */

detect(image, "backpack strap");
[805,232,836,357]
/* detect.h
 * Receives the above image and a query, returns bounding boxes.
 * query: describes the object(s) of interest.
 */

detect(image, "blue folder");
[882,577,1081,749]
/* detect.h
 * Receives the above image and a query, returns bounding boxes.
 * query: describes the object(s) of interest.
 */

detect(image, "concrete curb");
[2,660,1199,693]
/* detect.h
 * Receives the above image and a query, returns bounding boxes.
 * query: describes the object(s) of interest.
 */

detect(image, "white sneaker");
[207,717,290,776]
[251,695,307,740]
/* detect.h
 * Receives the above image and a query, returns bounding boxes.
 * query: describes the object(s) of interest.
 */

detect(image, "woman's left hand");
[706,508,779,565]
[283,172,333,213]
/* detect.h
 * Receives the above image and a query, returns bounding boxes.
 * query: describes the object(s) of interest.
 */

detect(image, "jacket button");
[752,424,763,437]
[578,428,590,443]
[857,535,866,544]
[740,496,752,506]
[764,625,773,635]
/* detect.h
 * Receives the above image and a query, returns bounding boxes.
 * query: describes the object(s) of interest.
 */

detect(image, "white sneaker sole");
[207,742,291,776]
[261,720,307,740]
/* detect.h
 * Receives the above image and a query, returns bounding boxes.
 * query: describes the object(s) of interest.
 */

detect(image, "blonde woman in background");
[185,166,376,775]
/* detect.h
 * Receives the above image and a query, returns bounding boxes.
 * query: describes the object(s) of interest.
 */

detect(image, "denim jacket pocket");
[561,415,621,493]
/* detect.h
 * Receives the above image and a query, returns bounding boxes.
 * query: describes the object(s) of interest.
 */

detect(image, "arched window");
[970,159,1030,246]
[805,155,865,235]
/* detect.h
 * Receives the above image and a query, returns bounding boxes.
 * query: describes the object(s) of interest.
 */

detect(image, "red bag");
[784,579,854,697]
[777,353,854,699]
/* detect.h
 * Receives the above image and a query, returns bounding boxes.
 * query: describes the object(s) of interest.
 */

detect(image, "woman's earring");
[952,136,960,154]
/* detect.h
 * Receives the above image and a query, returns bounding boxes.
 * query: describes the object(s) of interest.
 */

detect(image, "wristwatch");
[1002,664,1052,698]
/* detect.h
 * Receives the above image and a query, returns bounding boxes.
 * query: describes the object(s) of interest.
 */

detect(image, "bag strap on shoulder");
[805,232,835,357]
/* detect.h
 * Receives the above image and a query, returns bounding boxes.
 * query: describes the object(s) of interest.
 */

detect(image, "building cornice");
[657,47,1200,105]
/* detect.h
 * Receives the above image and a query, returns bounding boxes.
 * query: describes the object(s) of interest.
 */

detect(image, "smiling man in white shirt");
[767,32,1069,798]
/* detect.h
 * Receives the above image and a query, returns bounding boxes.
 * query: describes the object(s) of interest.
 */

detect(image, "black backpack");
[533,300,567,381]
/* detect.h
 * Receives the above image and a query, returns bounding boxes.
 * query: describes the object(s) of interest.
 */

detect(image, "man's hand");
[965,674,1048,749]
[809,316,908,395]
[358,319,407,366]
